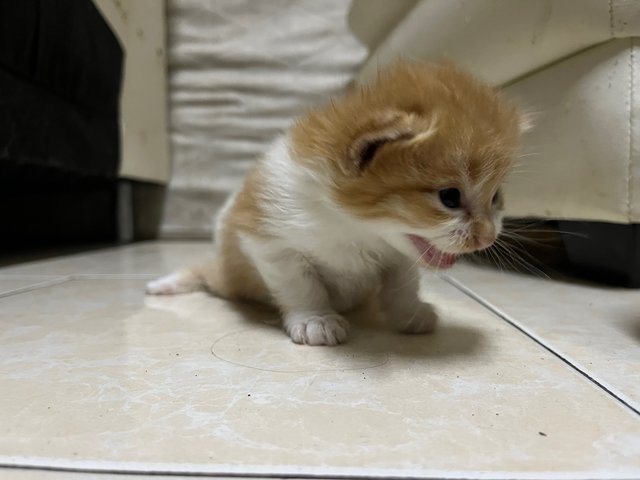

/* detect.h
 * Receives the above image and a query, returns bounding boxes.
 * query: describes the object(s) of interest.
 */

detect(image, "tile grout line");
[0,463,631,480]
[0,275,155,299]
[69,274,157,279]
[440,273,640,418]
[0,277,72,299]
[0,245,126,274]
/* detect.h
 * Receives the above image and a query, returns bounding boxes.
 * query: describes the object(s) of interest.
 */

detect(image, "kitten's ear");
[347,111,416,174]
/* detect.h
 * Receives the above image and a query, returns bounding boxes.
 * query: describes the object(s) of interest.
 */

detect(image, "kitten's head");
[291,60,530,268]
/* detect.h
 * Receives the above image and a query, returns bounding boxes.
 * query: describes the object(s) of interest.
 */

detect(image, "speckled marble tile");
[1,270,639,479]
[0,242,211,276]
[0,276,67,297]
[445,262,640,413]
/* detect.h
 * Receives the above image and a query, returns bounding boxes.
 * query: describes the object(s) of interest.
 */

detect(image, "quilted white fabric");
[350,0,640,224]
[504,39,640,223]
[352,0,640,87]
[161,0,367,238]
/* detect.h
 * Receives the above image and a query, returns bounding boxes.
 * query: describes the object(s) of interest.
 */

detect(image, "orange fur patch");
[204,166,272,304]
[290,60,522,239]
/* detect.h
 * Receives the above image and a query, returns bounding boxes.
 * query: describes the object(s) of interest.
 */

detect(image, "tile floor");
[0,241,639,480]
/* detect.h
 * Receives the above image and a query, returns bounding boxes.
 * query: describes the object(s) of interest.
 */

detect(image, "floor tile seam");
[440,274,640,417]
[68,274,157,279]
[0,273,158,279]
[0,275,65,279]
[0,272,154,297]
[1,461,638,480]
[0,240,197,275]
[0,277,72,299]
[0,244,133,274]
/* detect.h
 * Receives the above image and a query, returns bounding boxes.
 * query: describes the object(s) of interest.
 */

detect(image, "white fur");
[232,136,432,345]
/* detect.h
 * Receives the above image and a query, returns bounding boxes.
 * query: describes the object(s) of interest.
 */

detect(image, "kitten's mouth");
[407,234,457,269]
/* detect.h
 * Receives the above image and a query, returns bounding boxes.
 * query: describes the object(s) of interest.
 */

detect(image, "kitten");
[147,60,528,346]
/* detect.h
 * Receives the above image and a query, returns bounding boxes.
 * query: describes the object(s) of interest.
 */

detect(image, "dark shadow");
[224,299,280,325]
[345,323,486,361]
[457,257,630,293]
[617,317,640,343]
[147,292,487,372]
[469,219,640,291]
[225,302,486,372]
[226,299,487,359]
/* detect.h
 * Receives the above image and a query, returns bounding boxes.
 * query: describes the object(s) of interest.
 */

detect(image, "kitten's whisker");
[492,240,550,279]
[498,233,554,248]
[487,243,511,273]
[502,228,589,239]
[501,241,561,278]
[489,243,527,275]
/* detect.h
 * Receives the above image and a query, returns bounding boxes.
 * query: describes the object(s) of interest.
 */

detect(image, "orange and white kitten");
[147,61,528,346]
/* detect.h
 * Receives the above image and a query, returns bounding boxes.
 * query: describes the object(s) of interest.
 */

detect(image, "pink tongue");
[408,235,457,269]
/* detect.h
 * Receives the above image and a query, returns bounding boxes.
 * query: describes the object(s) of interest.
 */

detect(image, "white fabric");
[161,0,366,238]
[352,0,640,87]
[504,39,639,222]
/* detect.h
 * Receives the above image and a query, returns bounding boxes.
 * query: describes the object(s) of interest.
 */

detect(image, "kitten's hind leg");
[146,268,205,295]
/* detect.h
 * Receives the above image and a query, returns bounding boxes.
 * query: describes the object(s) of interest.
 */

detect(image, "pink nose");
[474,236,494,251]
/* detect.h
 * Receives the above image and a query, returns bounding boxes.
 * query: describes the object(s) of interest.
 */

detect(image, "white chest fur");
[276,205,392,312]
[243,136,397,312]
[312,243,386,312]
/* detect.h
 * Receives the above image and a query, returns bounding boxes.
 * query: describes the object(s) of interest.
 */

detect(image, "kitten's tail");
[145,258,223,296]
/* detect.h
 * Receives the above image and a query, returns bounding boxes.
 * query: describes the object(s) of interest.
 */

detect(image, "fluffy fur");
[147,60,527,346]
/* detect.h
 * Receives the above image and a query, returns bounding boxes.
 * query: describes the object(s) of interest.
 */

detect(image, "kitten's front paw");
[384,302,438,334]
[284,313,350,346]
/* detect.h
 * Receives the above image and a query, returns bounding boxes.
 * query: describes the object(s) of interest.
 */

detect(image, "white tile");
[0,242,211,276]
[445,262,640,412]
[0,272,638,479]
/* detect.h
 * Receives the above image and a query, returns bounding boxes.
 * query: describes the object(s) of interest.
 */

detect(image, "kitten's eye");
[438,188,461,209]
[492,190,502,206]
